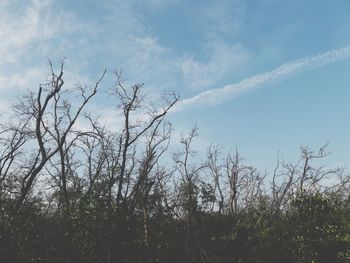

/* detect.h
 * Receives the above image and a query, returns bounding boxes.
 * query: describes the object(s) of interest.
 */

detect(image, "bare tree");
[10,61,105,212]
[225,150,241,215]
[112,73,178,208]
[270,143,345,215]
[173,126,205,231]
[298,144,342,193]
[206,145,225,214]
[0,119,30,190]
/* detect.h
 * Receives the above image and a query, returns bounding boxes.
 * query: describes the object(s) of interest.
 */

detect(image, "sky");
[1,0,350,172]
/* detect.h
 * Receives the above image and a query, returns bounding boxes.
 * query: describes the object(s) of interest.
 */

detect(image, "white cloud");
[110,35,180,95]
[201,0,245,36]
[126,36,170,72]
[141,0,182,10]
[0,67,45,91]
[173,45,350,112]
[0,0,57,63]
[0,0,250,101]
[0,99,11,114]
[180,42,251,89]
[0,0,82,93]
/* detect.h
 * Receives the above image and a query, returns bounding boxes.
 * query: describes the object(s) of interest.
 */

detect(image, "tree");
[173,126,204,233]
[288,193,350,262]
[1,61,350,263]
[3,61,105,213]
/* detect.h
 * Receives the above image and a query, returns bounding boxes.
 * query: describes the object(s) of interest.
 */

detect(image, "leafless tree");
[128,121,172,246]
[270,143,346,214]
[225,150,241,215]
[206,145,225,214]
[0,119,30,191]
[112,73,178,208]
[7,61,106,212]
[173,126,206,231]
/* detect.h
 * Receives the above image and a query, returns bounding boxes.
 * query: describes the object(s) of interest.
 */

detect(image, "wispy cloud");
[199,0,245,37]
[180,42,251,89]
[0,0,79,92]
[0,0,75,64]
[173,45,350,112]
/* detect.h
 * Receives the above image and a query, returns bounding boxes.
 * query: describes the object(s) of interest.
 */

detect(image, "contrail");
[172,45,350,112]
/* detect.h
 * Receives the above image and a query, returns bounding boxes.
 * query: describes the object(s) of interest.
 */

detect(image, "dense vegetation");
[0,64,349,262]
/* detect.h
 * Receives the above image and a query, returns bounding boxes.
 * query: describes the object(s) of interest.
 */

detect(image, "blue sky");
[1,0,350,171]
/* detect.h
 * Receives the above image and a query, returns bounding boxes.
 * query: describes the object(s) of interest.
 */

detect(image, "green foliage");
[286,193,350,262]
[1,191,349,262]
